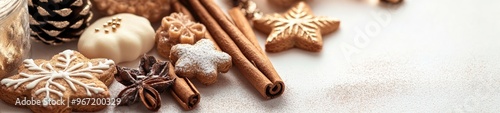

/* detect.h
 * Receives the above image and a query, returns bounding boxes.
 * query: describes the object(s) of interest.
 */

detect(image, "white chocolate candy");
[78,13,155,63]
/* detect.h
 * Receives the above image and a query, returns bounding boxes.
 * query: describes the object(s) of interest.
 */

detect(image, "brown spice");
[187,0,284,99]
[172,1,221,50]
[115,55,175,111]
[168,63,200,110]
[228,8,265,55]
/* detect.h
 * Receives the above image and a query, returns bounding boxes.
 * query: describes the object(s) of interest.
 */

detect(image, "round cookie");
[156,13,206,58]
[78,13,155,64]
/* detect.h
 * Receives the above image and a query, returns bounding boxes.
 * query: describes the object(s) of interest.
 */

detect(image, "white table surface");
[2,0,500,112]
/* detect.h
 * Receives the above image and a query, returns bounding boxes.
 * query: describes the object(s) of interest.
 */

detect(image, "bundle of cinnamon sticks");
[178,0,285,99]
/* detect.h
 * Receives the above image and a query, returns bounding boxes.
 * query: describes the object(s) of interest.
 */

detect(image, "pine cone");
[29,0,93,45]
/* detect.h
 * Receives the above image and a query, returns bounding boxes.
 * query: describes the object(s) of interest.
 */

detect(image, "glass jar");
[0,0,30,78]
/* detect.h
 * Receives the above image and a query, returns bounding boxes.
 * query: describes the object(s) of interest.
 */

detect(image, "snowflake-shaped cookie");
[170,39,231,85]
[156,13,207,58]
[253,1,340,52]
[0,50,116,112]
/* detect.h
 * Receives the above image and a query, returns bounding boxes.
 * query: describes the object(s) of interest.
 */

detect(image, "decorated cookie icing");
[78,13,155,63]
[253,2,340,52]
[0,50,116,113]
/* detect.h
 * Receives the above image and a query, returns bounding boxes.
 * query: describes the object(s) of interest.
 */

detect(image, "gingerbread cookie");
[78,13,155,64]
[156,13,207,58]
[253,1,340,52]
[0,50,116,113]
[92,0,171,22]
[170,39,231,85]
[115,55,175,111]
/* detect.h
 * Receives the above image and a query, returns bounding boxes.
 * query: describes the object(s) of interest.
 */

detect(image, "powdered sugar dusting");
[328,52,417,112]
[171,39,231,77]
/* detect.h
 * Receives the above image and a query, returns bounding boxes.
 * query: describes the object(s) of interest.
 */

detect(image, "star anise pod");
[115,55,175,111]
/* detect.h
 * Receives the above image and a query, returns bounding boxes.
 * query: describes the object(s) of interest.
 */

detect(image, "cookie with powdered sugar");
[169,39,232,85]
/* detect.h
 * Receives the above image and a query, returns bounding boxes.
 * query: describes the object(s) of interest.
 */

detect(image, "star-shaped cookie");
[253,1,340,52]
[169,39,232,85]
[0,50,116,113]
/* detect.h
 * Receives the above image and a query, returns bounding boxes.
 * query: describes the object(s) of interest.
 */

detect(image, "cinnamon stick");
[228,8,265,55]
[173,1,195,21]
[167,2,203,110]
[200,0,284,97]
[173,1,221,50]
[200,0,282,84]
[168,63,200,110]
[188,0,284,99]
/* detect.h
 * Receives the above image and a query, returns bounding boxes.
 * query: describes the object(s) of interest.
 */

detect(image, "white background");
[2,0,500,112]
